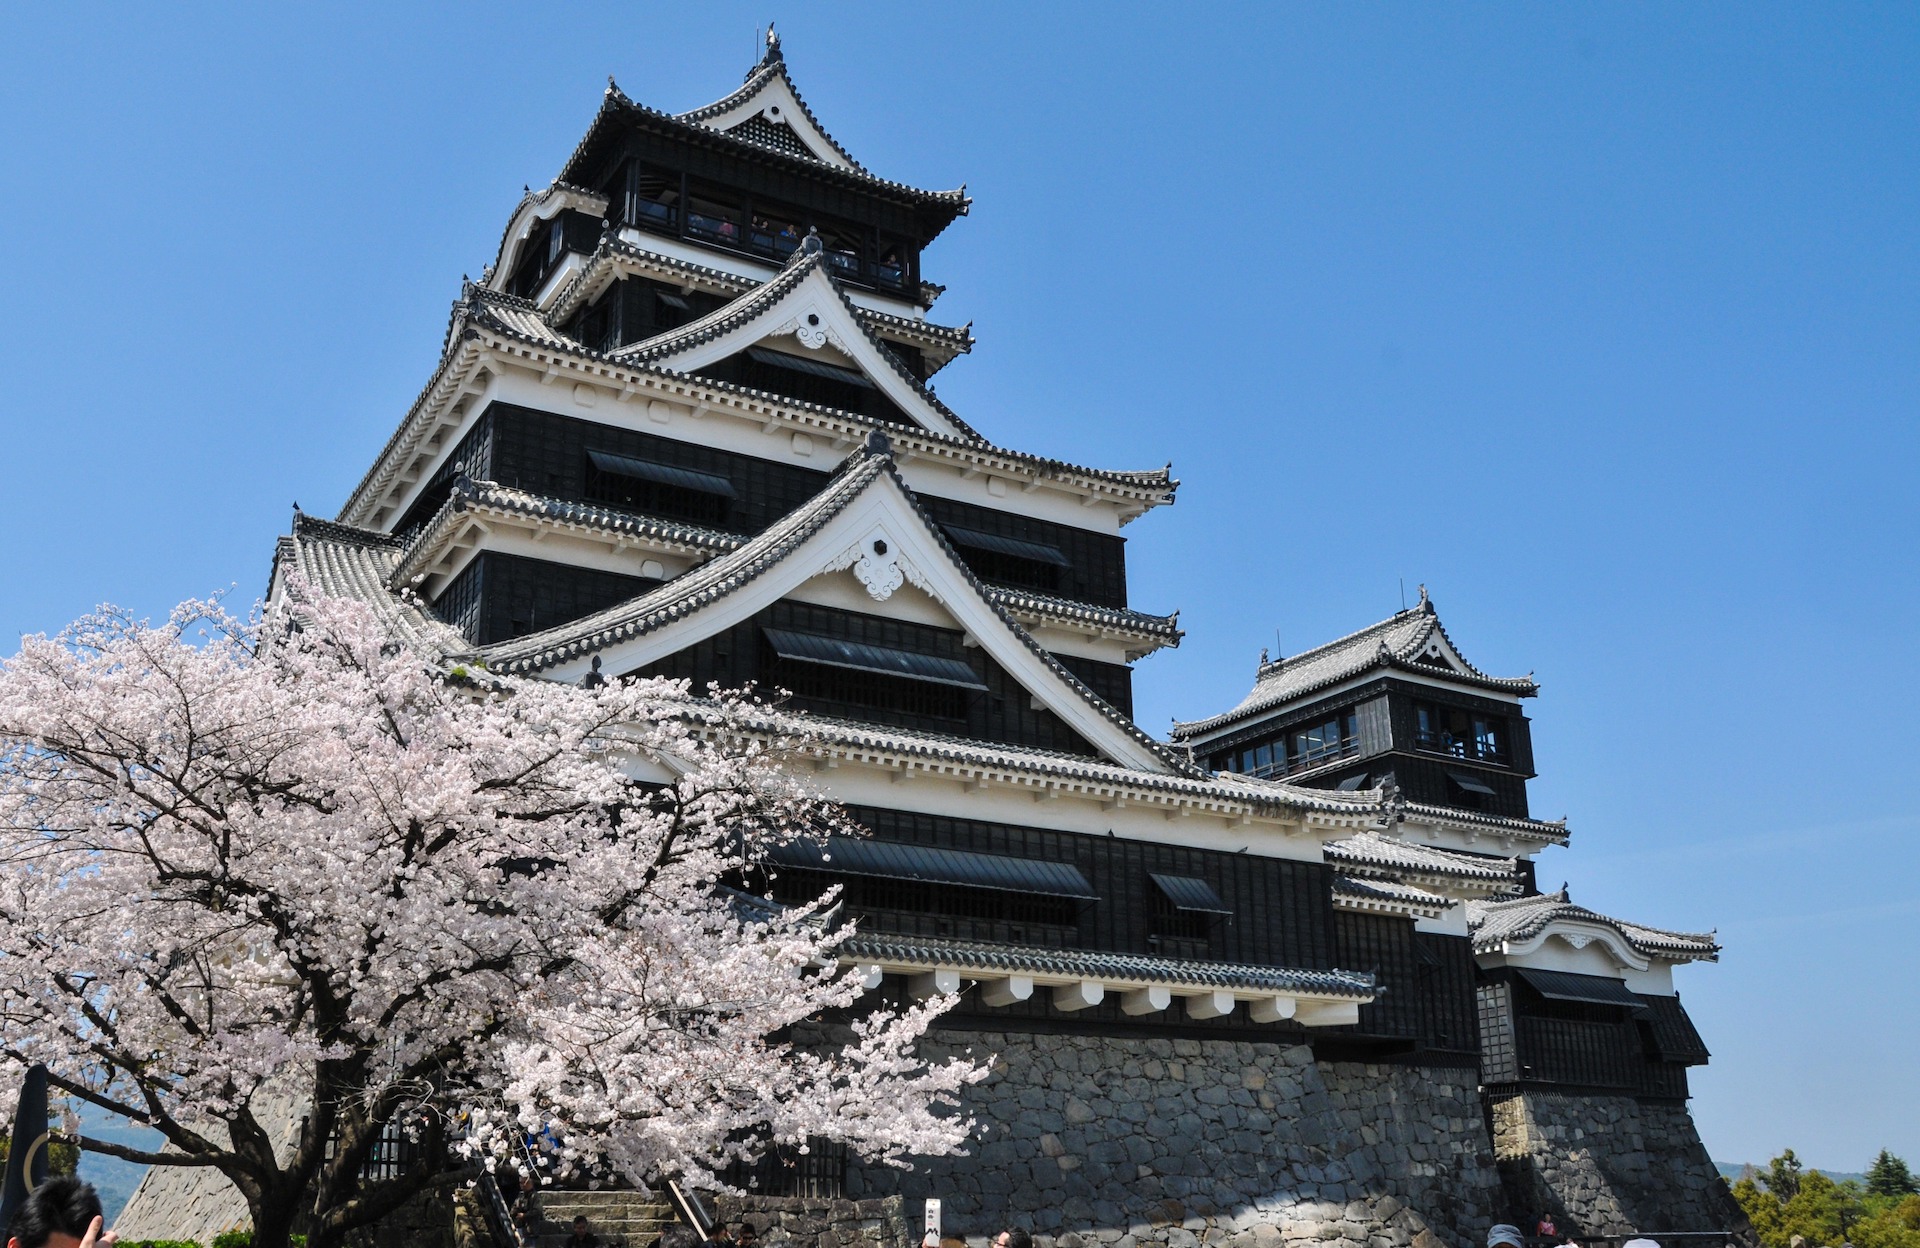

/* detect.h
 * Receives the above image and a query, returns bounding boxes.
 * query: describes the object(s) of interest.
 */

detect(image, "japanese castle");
[224,29,1745,1248]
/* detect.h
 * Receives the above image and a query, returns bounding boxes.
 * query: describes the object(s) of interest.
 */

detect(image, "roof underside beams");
[839,934,1372,1025]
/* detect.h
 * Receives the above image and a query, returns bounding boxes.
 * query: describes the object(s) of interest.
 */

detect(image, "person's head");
[1487,1225,1526,1248]
[994,1230,1032,1248]
[571,1216,591,1238]
[737,1224,758,1246]
[6,1176,110,1248]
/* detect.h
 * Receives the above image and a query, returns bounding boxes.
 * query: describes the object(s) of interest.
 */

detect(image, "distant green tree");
[1734,1150,1920,1248]
[1768,1149,1806,1201]
[1869,1151,1919,1199]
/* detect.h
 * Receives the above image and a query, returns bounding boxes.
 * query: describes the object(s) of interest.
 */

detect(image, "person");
[704,1224,736,1248]
[994,1231,1032,1248]
[6,1175,117,1248]
[736,1224,760,1248]
[1535,1215,1558,1239]
[1486,1225,1525,1248]
[567,1214,602,1248]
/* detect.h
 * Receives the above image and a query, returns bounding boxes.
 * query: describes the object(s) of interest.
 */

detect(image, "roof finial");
[582,655,606,689]
[800,224,823,256]
[863,428,892,458]
[765,22,782,61]
[1417,583,1432,612]
[1259,646,1269,668]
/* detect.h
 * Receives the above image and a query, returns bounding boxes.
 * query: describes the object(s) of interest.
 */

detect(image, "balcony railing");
[626,204,911,293]
[1244,736,1359,780]
[1414,730,1507,764]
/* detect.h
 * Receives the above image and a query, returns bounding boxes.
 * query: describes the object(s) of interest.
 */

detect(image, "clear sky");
[1,4,1914,1173]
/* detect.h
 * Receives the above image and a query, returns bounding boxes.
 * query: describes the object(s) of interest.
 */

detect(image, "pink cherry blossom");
[0,586,984,1248]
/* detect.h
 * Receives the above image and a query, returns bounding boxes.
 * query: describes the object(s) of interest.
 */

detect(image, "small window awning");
[1333,773,1371,791]
[586,450,737,498]
[1149,873,1232,915]
[746,345,876,389]
[1446,769,1498,796]
[762,628,987,690]
[656,291,691,310]
[767,835,1097,900]
[1515,968,1647,1011]
[940,524,1072,568]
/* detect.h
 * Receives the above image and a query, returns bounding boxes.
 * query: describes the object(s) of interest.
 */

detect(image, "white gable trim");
[1491,919,1651,973]
[536,471,1174,775]
[690,72,857,171]
[644,266,970,441]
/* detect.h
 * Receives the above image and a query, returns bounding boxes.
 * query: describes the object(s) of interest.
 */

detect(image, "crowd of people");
[2,1173,1689,1248]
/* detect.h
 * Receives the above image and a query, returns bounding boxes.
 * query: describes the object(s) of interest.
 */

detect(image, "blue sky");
[1,5,1914,1173]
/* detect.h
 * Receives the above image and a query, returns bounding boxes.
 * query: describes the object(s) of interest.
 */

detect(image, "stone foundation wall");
[1488,1091,1751,1243]
[717,1195,915,1248]
[843,1029,1502,1248]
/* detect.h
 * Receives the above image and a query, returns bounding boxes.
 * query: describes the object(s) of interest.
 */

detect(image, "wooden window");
[1414,702,1508,764]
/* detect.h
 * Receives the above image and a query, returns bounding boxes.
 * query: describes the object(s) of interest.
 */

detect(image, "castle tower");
[233,33,1746,1248]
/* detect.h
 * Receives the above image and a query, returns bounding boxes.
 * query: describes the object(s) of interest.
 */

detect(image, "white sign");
[924,1198,942,1240]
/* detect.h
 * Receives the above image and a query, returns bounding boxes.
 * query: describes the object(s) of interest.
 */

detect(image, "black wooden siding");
[630,599,1105,755]
[823,806,1348,1039]
[432,551,658,645]
[1332,913,1478,1054]
[1477,972,1701,1100]
[402,404,1132,609]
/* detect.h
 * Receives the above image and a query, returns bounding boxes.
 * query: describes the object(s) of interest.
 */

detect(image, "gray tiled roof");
[1324,830,1519,885]
[479,445,892,673]
[275,514,468,659]
[543,237,974,370]
[837,931,1376,1000]
[609,249,983,441]
[403,283,1176,516]
[393,477,1180,653]
[676,40,866,171]
[1331,874,1449,913]
[1466,891,1720,961]
[472,438,1201,776]
[1171,591,1538,739]
[1396,800,1570,845]
[660,694,1386,817]
[561,79,968,212]
[488,181,610,288]
[392,477,742,588]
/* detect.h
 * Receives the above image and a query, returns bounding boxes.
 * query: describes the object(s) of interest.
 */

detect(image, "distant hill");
[1716,1161,1869,1187]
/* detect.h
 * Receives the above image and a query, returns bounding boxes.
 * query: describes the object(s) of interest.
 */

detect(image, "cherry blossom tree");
[0,589,982,1248]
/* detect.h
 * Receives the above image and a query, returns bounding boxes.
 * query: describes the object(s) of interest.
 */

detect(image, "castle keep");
[124,32,1747,1248]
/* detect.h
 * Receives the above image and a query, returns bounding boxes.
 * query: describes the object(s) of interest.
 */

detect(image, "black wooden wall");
[1332,912,1479,1055]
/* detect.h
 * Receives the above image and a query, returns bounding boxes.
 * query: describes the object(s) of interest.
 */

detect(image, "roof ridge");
[481,444,895,671]
[611,249,987,442]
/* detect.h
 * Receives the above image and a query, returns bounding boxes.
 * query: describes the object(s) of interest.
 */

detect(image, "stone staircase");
[528,1190,677,1248]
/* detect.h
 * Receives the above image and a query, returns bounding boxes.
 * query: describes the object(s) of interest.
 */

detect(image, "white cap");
[1623,1240,1661,1248]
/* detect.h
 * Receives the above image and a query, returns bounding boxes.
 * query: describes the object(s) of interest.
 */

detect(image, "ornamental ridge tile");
[1466,890,1720,961]
[835,931,1376,1001]
[1171,591,1537,740]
